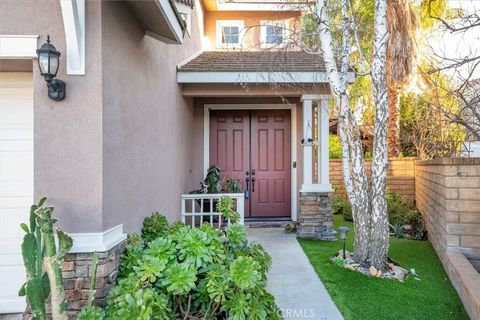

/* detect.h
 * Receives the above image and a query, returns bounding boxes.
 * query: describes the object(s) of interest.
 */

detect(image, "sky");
[429,0,480,80]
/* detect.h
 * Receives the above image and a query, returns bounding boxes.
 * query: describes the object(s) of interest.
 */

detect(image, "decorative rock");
[393,271,404,281]
[345,264,356,271]
[392,265,409,276]
[332,253,408,282]
[369,265,378,276]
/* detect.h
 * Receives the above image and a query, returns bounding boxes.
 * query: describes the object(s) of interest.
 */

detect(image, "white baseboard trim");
[0,35,38,58]
[300,184,334,193]
[69,224,127,253]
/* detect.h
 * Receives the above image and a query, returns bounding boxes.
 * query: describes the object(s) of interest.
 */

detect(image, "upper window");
[266,25,283,44]
[223,26,239,44]
[216,20,244,48]
[261,21,288,48]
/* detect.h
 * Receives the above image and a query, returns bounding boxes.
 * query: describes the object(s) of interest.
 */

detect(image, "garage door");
[0,72,33,313]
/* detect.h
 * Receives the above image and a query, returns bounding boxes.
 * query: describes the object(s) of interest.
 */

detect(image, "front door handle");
[251,177,255,192]
[245,176,251,199]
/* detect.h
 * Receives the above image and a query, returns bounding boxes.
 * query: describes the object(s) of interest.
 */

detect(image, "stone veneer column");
[298,192,336,240]
[23,240,126,320]
[298,94,335,240]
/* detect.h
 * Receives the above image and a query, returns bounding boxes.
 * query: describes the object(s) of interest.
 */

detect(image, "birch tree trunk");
[369,0,390,270]
[315,0,371,265]
[315,0,391,270]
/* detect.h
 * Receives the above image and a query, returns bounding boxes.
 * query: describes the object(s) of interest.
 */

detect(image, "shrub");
[107,198,280,319]
[329,134,343,159]
[333,192,426,240]
[141,212,169,242]
[387,192,427,240]
[223,178,242,193]
[333,196,353,221]
[216,196,240,224]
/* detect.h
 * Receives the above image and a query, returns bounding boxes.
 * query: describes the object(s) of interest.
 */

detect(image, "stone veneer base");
[23,240,126,320]
[297,191,336,241]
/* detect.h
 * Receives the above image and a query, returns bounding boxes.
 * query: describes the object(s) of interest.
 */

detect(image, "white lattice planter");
[181,193,244,228]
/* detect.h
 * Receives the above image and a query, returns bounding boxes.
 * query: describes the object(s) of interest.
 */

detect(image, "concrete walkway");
[247,228,344,320]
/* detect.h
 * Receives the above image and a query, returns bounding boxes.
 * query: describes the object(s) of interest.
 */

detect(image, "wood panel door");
[209,109,291,218]
[250,110,291,217]
[209,110,251,216]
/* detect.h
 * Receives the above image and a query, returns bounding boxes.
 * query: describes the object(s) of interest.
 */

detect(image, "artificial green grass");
[298,215,469,320]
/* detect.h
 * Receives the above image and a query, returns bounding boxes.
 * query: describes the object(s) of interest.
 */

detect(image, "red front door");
[209,109,291,218]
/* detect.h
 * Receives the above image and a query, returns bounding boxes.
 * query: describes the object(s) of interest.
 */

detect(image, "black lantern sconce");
[337,226,350,259]
[36,35,66,101]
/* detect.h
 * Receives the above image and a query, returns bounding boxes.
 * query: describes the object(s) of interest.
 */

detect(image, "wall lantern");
[36,35,66,101]
[337,226,350,259]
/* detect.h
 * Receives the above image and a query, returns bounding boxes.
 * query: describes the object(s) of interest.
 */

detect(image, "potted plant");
[223,177,242,193]
[189,165,242,214]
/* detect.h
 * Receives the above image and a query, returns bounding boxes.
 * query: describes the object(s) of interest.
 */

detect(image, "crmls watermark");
[277,308,316,318]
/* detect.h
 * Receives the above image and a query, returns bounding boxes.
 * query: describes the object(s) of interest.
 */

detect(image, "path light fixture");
[337,226,349,259]
[36,35,66,101]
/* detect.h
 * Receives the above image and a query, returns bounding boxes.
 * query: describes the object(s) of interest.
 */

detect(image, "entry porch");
[177,51,339,237]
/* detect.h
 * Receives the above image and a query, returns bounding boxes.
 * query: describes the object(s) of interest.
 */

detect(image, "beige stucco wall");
[0,0,204,233]
[100,1,204,233]
[204,10,301,50]
[0,0,104,232]
[0,1,325,233]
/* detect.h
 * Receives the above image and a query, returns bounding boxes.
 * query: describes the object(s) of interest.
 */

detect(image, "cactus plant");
[19,197,73,320]
[77,252,105,320]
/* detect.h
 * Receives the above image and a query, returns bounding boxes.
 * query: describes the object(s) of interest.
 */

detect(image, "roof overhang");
[124,0,187,44]
[180,83,330,97]
[177,71,355,84]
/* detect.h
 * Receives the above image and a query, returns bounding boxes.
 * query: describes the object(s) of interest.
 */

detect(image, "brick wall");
[330,157,416,200]
[415,158,480,268]
[415,158,480,320]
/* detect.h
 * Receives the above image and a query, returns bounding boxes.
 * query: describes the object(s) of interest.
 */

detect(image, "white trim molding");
[203,103,298,220]
[215,20,245,49]
[178,71,346,84]
[203,106,210,176]
[205,103,293,110]
[0,35,38,58]
[154,0,184,44]
[300,94,333,193]
[214,2,309,11]
[60,0,85,75]
[300,184,333,193]
[301,94,331,101]
[69,224,127,253]
[260,20,289,49]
